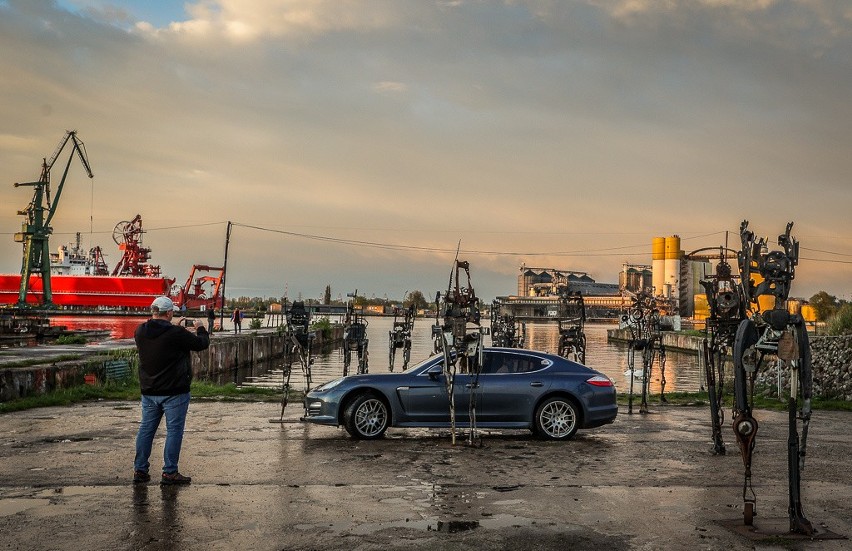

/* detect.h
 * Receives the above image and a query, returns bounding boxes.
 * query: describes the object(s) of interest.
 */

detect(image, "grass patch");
[0,382,141,413]
[0,354,84,368]
[54,334,88,345]
[1,378,291,413]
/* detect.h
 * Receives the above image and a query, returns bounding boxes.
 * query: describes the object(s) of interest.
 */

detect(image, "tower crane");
[13,131,94,307]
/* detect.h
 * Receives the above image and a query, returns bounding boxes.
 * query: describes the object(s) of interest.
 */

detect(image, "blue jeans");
[134,393,190,474]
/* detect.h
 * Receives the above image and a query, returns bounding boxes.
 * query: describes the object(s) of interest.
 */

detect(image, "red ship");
[0,215,222,310]
[3,132,222,311]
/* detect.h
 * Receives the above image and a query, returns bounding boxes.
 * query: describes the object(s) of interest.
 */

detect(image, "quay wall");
[607,328,852,401]
[0,326,343,402]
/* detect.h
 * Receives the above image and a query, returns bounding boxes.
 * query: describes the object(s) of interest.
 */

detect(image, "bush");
[310,317,332,340]
[249,317,262,330]
[55,334,88,345]
[825,303,852,336]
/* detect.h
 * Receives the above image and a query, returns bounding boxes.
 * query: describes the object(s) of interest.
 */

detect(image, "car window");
[487,352,550,374]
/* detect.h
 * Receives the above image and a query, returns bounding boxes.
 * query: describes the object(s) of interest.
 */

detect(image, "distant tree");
[406,290,429,310]
[809,291,839,321]
[323,285,331,304]
[826,303,852,336]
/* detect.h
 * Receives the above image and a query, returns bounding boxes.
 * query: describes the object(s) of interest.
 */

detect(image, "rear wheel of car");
[343,393,389,439]
[534,397,579,440]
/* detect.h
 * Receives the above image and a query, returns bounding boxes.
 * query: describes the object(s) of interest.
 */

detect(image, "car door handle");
[530,382,543,387]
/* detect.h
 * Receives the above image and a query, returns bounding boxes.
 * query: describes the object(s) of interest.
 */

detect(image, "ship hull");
[0,275,171,308]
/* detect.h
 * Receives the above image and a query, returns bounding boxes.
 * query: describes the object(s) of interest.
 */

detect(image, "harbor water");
[245,316,702,394]
[31,314,702,394]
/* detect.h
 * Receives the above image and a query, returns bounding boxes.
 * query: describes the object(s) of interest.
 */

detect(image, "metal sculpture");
[279,300,314,419]
[13,131,93,307]
[732,220,813,534]
[111,215,162,277]
[696,247,745,456]
[622,288,667,414]
[388,304,415,370]
[343,292,369,375]
[432,259,487,445]
[490,300,525,348]
[557,291,587,363]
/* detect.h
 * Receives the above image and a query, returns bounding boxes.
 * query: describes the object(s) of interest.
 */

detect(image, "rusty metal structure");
[388,304,415,371]
[13,130,93,307]
[432,259,487,446]
[343,291,369,376]
[172,264,224,310]
[111,215,162,277]
[695,246,745,456]
[279,300,314,419]
[490,299,525,348]
[622,288,667,414]
[731,220,813,533]
[557,291,587,363]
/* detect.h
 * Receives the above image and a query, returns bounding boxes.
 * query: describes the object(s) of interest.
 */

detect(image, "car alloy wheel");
[344,393,389,439]
[535,397,579,440]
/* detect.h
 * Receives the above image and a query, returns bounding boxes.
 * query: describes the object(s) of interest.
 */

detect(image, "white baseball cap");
[150,296,179,313]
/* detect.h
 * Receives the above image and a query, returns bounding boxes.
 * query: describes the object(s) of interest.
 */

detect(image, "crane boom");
[12,130,94,307]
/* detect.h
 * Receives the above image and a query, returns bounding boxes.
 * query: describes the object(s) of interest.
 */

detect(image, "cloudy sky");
[1,0,850,303]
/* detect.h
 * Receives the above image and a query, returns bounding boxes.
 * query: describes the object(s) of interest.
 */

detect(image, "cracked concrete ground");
[1,401,849,550]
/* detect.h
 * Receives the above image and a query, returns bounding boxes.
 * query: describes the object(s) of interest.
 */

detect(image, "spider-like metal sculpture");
[279,300,314,419]
[343,291,369,376]
[389,304,415,370]
[622,288,667,414]
[732,220,812,534]
[557,291,587,364]
[432,259,488,446]
[696,247,746,456]
[490,300,525,348]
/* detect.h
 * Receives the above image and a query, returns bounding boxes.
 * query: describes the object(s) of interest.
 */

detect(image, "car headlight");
[314,378,344,392]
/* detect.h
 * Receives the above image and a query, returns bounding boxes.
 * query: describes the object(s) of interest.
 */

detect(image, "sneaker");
[133,470,151,484]
[160,472,192,486]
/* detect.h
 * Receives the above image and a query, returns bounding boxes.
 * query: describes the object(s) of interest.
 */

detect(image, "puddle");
[479,513,535,529]
[492,498,525,506]
[0,498,50,517]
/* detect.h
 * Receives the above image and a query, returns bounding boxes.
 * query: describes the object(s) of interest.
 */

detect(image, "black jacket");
[135,319,210,396]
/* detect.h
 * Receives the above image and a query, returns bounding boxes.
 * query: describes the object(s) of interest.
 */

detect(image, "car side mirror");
[426,366,443,380]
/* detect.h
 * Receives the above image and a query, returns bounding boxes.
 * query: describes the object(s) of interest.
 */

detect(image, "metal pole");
[220,221,232,330]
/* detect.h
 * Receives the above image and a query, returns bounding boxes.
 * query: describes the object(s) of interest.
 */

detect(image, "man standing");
[231,307,242,333]
[206,307,216,334]
[133,296,209,485]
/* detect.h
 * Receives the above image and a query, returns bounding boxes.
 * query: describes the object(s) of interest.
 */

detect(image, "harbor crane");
[13,131,93,307]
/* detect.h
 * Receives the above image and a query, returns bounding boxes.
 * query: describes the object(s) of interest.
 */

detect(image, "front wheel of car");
[343,393,389,439]
[534,397,579,440]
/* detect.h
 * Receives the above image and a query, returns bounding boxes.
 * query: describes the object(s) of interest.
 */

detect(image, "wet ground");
[1,402,849,550]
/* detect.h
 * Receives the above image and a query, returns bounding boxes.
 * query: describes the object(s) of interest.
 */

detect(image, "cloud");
[0,0,850,301]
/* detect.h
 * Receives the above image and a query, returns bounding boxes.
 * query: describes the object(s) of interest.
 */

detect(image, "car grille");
[307,402,322,416]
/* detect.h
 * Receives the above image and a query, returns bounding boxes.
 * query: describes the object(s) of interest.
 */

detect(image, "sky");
[1,0,850,303]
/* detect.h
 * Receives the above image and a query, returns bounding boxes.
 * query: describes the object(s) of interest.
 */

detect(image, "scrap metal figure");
[622,288,667,414]
[388,304,415,371]
[280,300,314,419]
[557,291,587,364]
[490,300,525,348]
[343,292,369,376]
[432,259,487,446]
[697,247,746,456]
[732,220,813,534]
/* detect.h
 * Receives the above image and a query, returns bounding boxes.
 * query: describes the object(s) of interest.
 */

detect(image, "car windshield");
[402,353,443,374]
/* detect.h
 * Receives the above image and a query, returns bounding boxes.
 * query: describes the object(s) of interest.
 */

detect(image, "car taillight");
[586,375,613,387]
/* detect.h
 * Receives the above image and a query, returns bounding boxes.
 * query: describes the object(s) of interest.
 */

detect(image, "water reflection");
[245,317,702,393]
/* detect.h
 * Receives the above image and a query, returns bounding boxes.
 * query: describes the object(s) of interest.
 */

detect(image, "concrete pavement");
[1,401,850,550]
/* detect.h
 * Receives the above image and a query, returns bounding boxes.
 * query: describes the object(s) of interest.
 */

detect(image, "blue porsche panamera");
[304,347,618,440]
